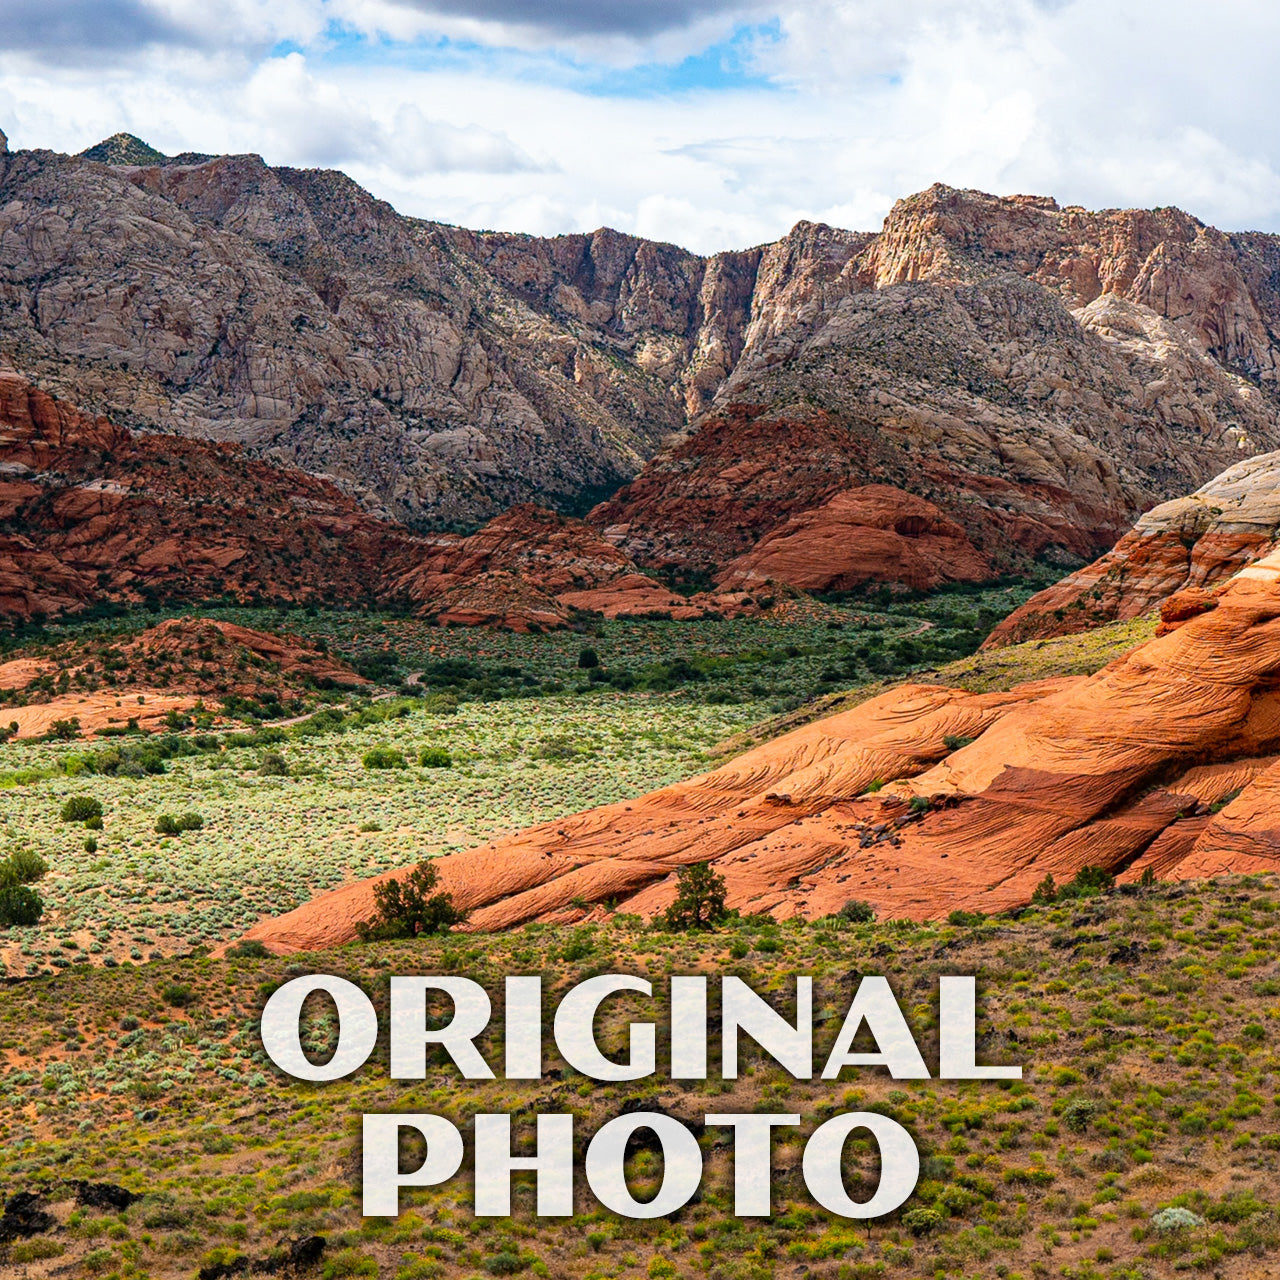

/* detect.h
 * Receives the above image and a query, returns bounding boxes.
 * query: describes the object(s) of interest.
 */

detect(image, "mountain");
[594,189,1280,585]
[985,448,1280,646]
[3,130,1279,575]
[240,544,1280,948]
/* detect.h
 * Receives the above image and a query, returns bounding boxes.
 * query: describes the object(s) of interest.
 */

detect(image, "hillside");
[0,370,746,627]
[987,449,1280,646]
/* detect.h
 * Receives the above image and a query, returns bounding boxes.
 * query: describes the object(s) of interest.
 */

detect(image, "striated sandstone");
[239,549,1280,949]
[986,449,1280,646]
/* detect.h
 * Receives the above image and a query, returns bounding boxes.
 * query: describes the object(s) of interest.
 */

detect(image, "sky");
[1,0,1278,254]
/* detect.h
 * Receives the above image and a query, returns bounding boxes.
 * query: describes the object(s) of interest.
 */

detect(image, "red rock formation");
[716,485,991,593]
[238,548,1280,950]
[426,571,572,632]
[594,185,1280,586]
[986,449,1280,647]
[0,617,366,738]
[0,372,731,627]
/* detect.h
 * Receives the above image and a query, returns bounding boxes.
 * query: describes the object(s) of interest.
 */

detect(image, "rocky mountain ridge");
[0,369,749,626]
[3,130,1280,584]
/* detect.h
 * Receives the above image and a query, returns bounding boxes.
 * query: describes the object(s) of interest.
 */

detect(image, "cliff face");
[0,371,739,626]
[0,146,701,528]
[3,139,1280,581]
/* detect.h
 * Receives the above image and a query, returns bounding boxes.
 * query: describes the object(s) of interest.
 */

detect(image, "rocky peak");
[78,132,169,165]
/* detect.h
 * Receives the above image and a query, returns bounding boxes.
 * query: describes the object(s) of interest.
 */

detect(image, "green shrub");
[356,860,465,940]
[839,899,876,924]
[0,884,43,927]
[363,745,407,770]
[156,812,203,835]
[1031,873,1057,904]
[482,1253,527,1276]
[661,862,728,931]
[161,982,195,1008]
[560,931,595,962]
[422,693,459,716]
[11,1239,65,1262]
[902,1206,943,1236]
[419,746,452,768]
[323,1248,378,1278]
[577,647,600,669]
[257,751,290,777]
[226,940,271,959]
[60,795,103,823]
[0,849,48,887]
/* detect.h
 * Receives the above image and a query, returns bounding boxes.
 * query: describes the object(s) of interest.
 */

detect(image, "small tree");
[1031,873,1057,905]
[838,899,876,924]
[419,746,452,768]
[577,647,600,669]
[662,862,728,931]
[0,850,48,888]
[0,884,43,927]
[356,860,466,940]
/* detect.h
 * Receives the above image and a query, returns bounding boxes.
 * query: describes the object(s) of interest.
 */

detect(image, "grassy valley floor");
[1,878,1279,1279]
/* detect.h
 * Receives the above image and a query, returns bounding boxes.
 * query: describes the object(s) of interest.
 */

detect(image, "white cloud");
[1,0,1278,251]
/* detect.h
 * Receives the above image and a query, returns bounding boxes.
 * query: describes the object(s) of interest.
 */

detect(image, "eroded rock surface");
[0,371,726,625]
[987,449,1280,646]
[240,550,1280,949]
[4,138,1280,575]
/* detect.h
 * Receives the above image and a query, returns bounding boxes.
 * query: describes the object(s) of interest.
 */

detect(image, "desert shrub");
[577,647,600,669]
[902,1206,943,1236]
[947,909,986,927]
[661,862,728,931]
[257,751,290,777]
[226,940,271,959]
[1053,865,1115,900]
[942,734,976,751]
[532,735,579,761]
[11,1239,65,1262]
[0,884,43,927]
[61,795,103,823]
[156,812,204,835]
[0,849,48,887]
[1062,1098,1097,1132]
[482,1253,527,1276]
[356,860,465,940]
[1031,873,1058,904]
[46,717,82,741]
[421,693,458,716]
[363,745,407,770]
[161,982,195,1008]
[560,931,595,962]
[419,745,452,768]
[839,899,876,924]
